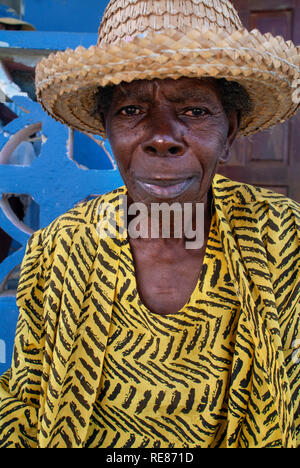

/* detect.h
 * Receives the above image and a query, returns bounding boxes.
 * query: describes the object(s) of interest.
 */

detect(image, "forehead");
[112,77,222,103]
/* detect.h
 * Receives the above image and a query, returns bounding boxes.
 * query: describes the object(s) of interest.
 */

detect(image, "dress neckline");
[121,210,216,317]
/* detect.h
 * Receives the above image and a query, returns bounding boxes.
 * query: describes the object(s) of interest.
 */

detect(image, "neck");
[127,190,212,251]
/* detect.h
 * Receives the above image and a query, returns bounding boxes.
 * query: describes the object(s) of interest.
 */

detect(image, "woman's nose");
[141,109,185,157]
[142,135,185,157]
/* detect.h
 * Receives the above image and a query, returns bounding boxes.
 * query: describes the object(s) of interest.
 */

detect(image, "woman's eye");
[184,108,208,117]
[120,106,141,116]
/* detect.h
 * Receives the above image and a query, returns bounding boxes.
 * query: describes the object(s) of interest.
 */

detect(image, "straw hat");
[35,0,300,138]
[0,5,35,31]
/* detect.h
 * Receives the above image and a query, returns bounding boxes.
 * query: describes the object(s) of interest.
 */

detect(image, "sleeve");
[267,199,300,447]
[0,229,45,448]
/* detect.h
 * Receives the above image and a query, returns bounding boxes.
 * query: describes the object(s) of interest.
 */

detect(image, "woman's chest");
[130,241,206,315]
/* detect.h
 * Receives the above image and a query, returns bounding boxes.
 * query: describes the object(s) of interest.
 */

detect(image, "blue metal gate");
[0,31,123,373]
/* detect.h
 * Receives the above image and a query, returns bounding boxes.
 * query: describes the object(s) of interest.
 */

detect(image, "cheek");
[108,123,147,175]
[107,125,135,172]
[190,129,227,164]
[197,116,229,158]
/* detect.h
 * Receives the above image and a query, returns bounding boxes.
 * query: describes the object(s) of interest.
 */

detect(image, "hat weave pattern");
[36,0,300,137]
[97,0,243,45]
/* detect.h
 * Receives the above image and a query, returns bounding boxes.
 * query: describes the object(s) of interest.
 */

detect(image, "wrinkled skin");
[102,77,239,315]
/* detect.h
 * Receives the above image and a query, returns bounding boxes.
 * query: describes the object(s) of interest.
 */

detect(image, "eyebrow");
[115,87,216,105]
[114,87,153,103]
[166,89,214,103]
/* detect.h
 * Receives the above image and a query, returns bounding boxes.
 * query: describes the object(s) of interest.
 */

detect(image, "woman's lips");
[135,177,195,198]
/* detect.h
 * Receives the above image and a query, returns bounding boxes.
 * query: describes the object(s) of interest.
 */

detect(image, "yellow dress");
[0,175,299,448]
[85,213,241,448]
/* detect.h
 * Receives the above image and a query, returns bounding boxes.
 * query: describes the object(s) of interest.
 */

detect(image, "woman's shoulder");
[213,173,300,215]
[40,185,127,242]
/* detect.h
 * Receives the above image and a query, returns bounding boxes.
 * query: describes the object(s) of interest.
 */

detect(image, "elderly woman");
[0,0,299,449]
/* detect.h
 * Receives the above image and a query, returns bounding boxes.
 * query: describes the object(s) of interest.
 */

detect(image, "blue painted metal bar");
[0,297,18,368]
[0,31,97,50]
[0,31,123,373]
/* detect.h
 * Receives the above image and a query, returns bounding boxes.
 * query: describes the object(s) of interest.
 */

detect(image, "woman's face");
[103,77,239,206]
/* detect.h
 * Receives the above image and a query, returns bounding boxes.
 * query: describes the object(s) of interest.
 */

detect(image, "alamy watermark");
[96,195,205,249]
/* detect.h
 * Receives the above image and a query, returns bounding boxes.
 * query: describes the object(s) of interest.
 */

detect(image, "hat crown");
[97,0,243,46]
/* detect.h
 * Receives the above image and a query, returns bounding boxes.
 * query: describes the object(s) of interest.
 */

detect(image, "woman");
[0,0,299,448]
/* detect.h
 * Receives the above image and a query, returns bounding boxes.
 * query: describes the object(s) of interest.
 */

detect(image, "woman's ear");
[219,110,240,164]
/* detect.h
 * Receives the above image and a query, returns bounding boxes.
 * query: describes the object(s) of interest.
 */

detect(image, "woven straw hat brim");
[36,27,300,138]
